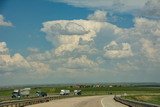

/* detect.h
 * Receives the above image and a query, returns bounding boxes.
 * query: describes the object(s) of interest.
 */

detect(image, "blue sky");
[0,0,92,56]
[0,0,134,56]
[0,0,160,86]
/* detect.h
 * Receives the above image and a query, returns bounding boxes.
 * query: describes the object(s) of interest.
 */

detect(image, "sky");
[0,0,160,86]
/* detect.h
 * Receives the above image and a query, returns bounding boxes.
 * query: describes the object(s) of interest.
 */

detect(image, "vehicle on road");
[74,90,81,95]
[12,89,21,98]
[36,91,47,97]
[60,90,70,95]
[12,88,31,98]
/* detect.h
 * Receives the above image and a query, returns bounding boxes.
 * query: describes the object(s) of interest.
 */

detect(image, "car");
[36,91,47,97]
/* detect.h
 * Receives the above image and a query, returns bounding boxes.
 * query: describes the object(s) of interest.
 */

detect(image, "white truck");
[60,90,70,95]
[12,88,31,98]
[74,90,81,95]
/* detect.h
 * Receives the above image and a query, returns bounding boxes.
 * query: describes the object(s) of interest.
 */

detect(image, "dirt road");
[27,95,128,107]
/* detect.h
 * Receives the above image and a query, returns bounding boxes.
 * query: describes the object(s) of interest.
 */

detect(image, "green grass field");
[123,95,160,105]
[0,85,160,103]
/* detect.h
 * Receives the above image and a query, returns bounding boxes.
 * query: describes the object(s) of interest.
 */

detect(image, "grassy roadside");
[1,86,160,102]
[123,95,160,105]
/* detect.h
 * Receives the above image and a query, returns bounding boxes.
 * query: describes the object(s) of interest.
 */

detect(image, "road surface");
[27,95,128,107]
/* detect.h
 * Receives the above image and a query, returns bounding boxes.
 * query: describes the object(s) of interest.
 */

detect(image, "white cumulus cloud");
[140,38,158,60]
[0,15,13,27]
[41,19,105,55]
[87,10,107,22]
[64,55,98,69]
[103,41,133,58]
[2,9,160,83]
[140,0,160,18]
[0,42,9,54]
[53,0,147,12]
[53,0,160,18]
[0,42,51,75]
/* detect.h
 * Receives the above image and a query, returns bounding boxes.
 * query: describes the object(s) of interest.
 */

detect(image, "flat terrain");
[124,95,160,105]
[27,95,128,107]
[1,86,160,102]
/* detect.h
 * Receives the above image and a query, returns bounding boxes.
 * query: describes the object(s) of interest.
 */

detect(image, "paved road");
[101,95,128,107]
[27,95,128,107]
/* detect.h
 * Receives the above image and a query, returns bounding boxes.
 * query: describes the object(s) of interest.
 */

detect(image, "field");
[0,84,160,104]
[123,95,160,105]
